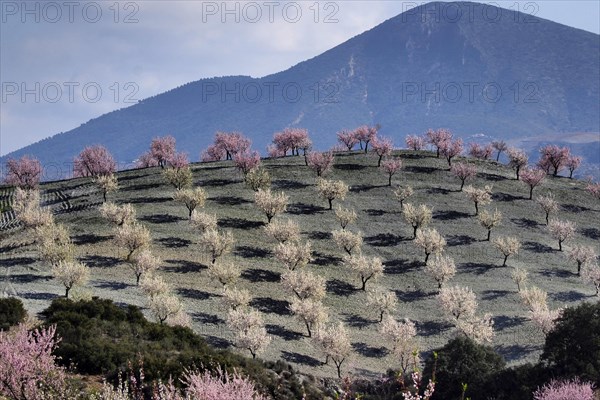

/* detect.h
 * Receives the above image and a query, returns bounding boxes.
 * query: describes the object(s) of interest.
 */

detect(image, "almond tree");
[274,241,312,270]
[405,135,426,151]
[173,187,207,218]
[381,158,402,186]
[73,145,117,177]
[99,202,136,226]
[507,147,528,179]
[231,319,271,359]
[403,203,433,238]
[455,313,495,344]
[492,140,507,161]
[464,185,493,215]
[114,222,151,261]
[149,293,187,325]
[426,128,452,158]
[451,162,477,191]
[0,324,66,399]
[371,136,393,166]
[129,248,160,285]
[207,262,241,287]
[3,155,42,189]
[538,145,570,176]
[337,130,358,151]
[272,128,310,156]
[12,188,53,229]
[307,151,335,177]
[511,267,528,292]
[533,378,595,400]
[140,274,169,299]
[519,286,562,334]
[334,205,357,230]
[440,138,464,167]
[263,218,300,243]
[478,208,502,241]
[245,167,271,191]
[149,135,177,168]
[281,269,326,301]
[332,229,363,255]
[581,263,600,296]
[52,260,90,298]
[547,219,576,251]
[566,155,582,178]
[521,168,546,199]
[394,185,414,209]
[36,223,75,267]
[94,173,118,202]
[254,188,288,223]
[353,125,379,152]
[585,182,600,200]
[233,150,261,177]
[136,151,160,168]
[492,236,521,266]
[221,286,251,310]
[316,179,348,210]
[438,285,477,322]
[424,254,456,290]
[567,245,597,275]
[164,165,193,190]
[190,210,218,233]
[289,298,328,337]
[536,193,558,224]
[314,322,352,378]
[199,229,234,264]
[468,143,493,160]
[210,131,251,160]
[414,228,446,263]
[343,254,384,290]
[367,287,398,321]
[379,316,419,375]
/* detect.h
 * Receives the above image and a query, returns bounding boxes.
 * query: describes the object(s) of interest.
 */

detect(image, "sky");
[1,0,599,157]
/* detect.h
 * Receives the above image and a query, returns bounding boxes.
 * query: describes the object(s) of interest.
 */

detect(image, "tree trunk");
[529,186,533,200]
[304,155,308,166]
[577,261,582,275]
[558,240,563,251]
[335,358,344,378]
[377,155,383,167]
[460,180,465,191]
[136,273,141,285]
[361,277,368,291]
[65,286,70,298]
[569,170,574,179]
[267,214,273,223]
[496,151,501,162]
[553,166,559,176]
[438,281,442,290]
[103,191,107,202]
[328,199,333,210]
[474,202,479,215]
[545,212,549,224]
[503,255,508,267]
[305,322,312,338]
[516,167,520,180]
[424,252,430,264]
[364,142,369,153]
[413,225,418,239]
[379,311,384,322]
[486,230,491,241]
[388,175,392,186]
[436,148,440,158]
[188,207,193,218]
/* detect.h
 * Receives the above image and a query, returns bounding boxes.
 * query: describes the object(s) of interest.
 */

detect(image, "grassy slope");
[1,150,599,380]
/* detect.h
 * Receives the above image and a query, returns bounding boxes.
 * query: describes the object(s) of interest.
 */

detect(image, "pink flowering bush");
[538,145,571,176]
[73,145,117,177]
[533,378,594,400]
[405,135,426,151]
[3,155,42,189]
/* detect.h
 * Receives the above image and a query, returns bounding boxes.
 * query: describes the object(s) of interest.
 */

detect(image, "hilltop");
[1,150,598,380]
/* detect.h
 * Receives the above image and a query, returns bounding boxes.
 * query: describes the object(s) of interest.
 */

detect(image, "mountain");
[2,1,599,178]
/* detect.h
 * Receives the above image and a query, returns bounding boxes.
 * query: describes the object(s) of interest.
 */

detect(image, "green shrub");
[423,336,505,400]
[0,297,27,331]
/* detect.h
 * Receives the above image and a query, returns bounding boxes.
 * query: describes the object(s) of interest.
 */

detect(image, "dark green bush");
[541,300,600,386]
[41,297,324,399]
[0,297,27,331]
[423,337,506,400]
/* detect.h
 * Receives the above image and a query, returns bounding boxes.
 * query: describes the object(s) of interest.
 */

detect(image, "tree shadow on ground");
[218,218,264,230]
[493,192,526,202]
[200,178,238,187]
[121,183,162,192]
[335,163,367,171]
[363,209,387,217]
[191,312,223,325]
[127,197,171,204]
[312,252,342,266]
[326,279,356,297]
[352,342,389,358]
[20,292,59,300]
[139,214,184,224]
[404,166,437,174]
[522,241,555,254]
[342,313,376,329]
[383,259,421,274]
[234,246,271,259]
[581,227,600,240]
[350,185,384,193]
[394,288,432,302]
[272,180,310,190]
[562,204,592,213]
[1,257,36,267]
[427,187,453,195]
[539,268,576,278]
[364,233,404,247]
[493,315,527,331]
[511,218,541,229]
[80,255,120,268]
[307,231,331,240]
[209,196,251,206]
[495,344,536,362]
[287,202,327,215]
[250,297,291,316]
[416,320,453,337]
[266,324,303,341]
[446,234,478,246]
[71,234,111,245]
[241,268,280,283]
[94,280,131,290]
[481,289,511,301]
[163,259,206,273]
[157,237,192,248]
[281,351,322,367]
[433,210,471,221]
[482,173,507,182]
[204,335,231,349]
[10,274,52,284]
[176,288,213,301]
[550,290,588,302]
[459,262,497,275]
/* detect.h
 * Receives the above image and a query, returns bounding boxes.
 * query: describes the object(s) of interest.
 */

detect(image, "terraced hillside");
[1,150,598,379]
